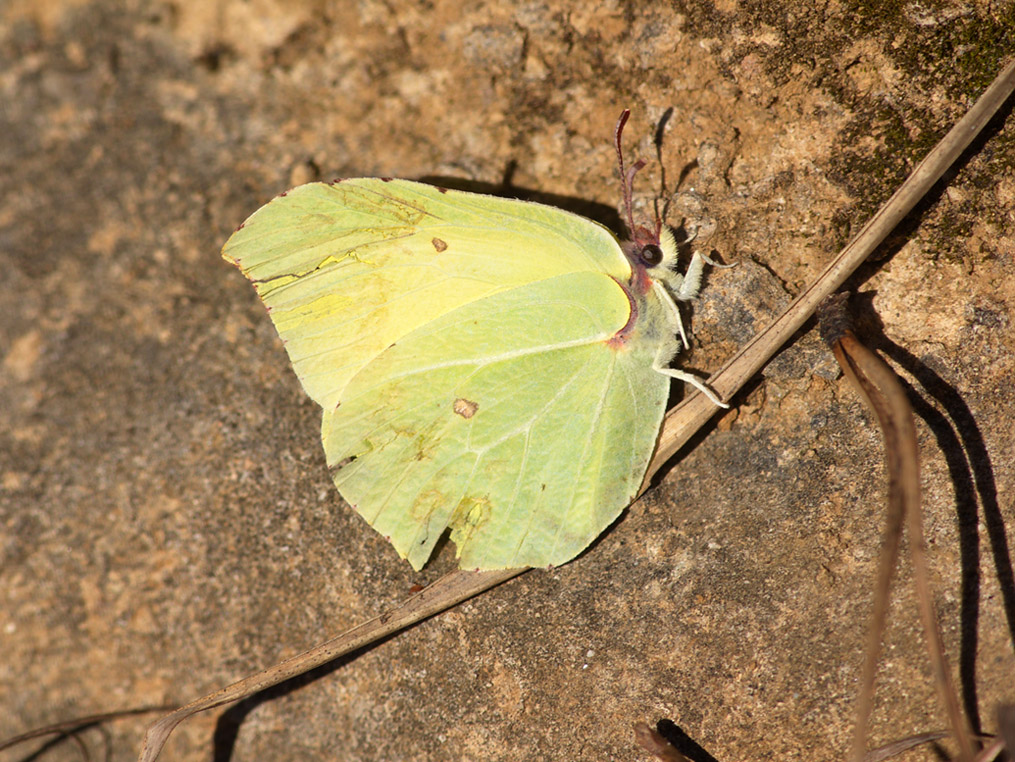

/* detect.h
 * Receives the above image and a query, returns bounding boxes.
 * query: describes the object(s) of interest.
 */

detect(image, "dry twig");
[818,295,975,762]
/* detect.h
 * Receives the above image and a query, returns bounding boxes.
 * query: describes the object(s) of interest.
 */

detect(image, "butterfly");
[223,111,726,571]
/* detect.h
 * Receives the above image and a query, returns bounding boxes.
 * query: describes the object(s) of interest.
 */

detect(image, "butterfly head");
[614,110,681,294]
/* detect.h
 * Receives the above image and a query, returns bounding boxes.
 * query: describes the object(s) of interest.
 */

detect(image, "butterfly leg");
[680,249,737,301]
[653,250,716,350]
[652,352,729,409]
[652,280,691,349]
[675,251,707,301]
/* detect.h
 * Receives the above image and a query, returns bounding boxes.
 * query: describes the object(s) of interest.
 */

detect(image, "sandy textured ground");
[2,1,1014,760]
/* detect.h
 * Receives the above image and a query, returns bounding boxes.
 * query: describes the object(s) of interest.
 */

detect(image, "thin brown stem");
[0,706,174,755]
[137,569,521,762]
[819,296,975,762]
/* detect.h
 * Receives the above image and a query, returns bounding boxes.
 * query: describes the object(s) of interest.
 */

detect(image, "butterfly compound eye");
[639,244,664,267]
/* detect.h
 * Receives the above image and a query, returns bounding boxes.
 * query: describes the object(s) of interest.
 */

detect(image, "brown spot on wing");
[453,398,478,418]
[432,237,448,252]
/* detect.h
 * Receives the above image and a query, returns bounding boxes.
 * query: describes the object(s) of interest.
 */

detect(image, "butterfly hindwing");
[321,271,669,569]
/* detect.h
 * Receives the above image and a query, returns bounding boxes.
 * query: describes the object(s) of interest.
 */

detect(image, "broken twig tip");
[816,292,854,348]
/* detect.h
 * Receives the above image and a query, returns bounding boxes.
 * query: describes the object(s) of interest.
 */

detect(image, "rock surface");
[2,2,1013,760]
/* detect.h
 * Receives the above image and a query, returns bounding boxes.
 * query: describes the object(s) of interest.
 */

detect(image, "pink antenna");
[614,110,660,246]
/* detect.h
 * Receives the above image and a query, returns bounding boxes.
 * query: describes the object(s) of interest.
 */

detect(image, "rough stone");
[2,2,1013,761]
